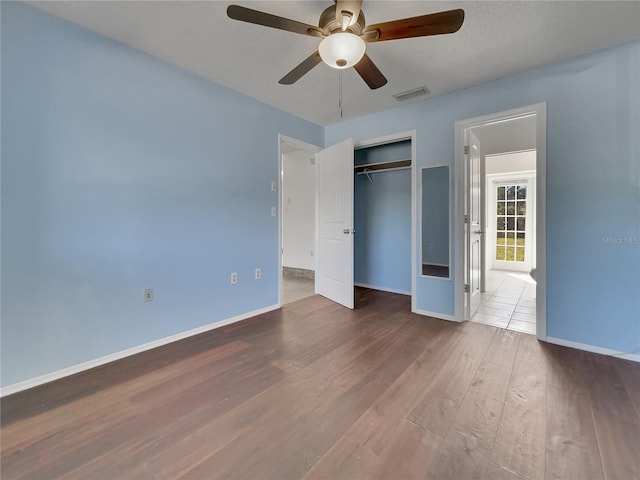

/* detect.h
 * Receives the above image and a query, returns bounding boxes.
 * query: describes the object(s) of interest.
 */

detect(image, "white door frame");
[354,130,417,311]
[278,134,321,307]
[466,130,483,320]
[454,104,547,340]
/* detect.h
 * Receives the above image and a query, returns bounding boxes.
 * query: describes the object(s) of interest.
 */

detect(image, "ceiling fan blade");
[353,54,387,89]
[279,51,323,85]
[227,5,323,37]
[335,0,363,29]
[362,9,464,42]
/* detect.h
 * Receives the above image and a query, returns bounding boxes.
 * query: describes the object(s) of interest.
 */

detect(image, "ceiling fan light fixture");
[319,32,366,69]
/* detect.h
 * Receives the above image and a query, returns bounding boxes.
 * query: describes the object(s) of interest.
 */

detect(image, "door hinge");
[464,284,470,293]
[464,214,469,224]
[464,145,470,155]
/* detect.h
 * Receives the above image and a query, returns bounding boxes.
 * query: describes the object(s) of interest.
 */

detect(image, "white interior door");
[315,139,354,309]
[467,131,483,318]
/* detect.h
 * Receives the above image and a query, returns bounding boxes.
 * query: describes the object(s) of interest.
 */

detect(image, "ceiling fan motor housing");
[318,5,366,35]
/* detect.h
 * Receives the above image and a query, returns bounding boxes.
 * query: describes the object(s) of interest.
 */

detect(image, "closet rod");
[354,158,411,174]
[353,159,411,170]
[356,166,411,175]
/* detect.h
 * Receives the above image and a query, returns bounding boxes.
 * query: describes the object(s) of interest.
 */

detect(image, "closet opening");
[353,137,414,308]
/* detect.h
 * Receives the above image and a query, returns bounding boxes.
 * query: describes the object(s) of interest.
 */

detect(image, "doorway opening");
[278,135,320,305]
[311,131,416,310]
[351,132,416,311]
[354,140,412,297]
[479,150,537,335]
[455,104,547,339]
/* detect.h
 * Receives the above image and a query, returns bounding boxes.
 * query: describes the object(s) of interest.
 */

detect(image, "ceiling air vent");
[393,86,430,102]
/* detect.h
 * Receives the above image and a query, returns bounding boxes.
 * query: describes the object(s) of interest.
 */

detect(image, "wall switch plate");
[255,268,261,280]
[271,181,277,192]
[271,206,277,217]
[144,287,153,302]
[231,272,238,285]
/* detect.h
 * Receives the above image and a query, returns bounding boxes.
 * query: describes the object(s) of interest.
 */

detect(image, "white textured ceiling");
[29,1,640,126]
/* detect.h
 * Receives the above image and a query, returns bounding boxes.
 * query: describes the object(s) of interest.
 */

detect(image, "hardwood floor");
[1,289,639,480]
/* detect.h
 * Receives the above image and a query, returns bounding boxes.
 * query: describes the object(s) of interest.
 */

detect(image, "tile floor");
[281,274,315,304]
[470,269,537,335]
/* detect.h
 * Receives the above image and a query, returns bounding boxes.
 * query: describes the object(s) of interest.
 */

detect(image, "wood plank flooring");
[1,289,639,480]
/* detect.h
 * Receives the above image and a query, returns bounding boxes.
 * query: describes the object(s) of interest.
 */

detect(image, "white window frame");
[486,171,536,273]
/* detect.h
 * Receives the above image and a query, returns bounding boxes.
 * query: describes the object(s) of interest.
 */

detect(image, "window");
[495,183,526,262]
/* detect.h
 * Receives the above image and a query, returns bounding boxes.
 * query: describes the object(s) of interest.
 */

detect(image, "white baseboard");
[412,307,458,323]
[545,336,640,363]
[0,304,280,398]
[354,283,411,296]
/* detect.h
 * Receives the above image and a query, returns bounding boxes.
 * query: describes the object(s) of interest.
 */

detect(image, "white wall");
[282,150,316,271]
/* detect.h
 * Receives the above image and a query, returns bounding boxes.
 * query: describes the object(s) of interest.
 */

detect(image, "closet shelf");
[354,159,411,174]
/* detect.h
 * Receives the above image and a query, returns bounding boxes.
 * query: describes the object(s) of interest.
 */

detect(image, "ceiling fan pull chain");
[339,70,343,118]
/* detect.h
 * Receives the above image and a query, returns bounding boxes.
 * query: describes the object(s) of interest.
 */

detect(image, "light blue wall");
[354,142,411,293]
[0,2,323,387]
[327,39,640,355]
[422,166,450,267]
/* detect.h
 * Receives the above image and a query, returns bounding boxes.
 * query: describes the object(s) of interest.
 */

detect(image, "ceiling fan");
[227,1,464,90]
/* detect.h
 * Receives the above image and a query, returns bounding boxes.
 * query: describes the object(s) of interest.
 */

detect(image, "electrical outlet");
[271,181,277,192]
[231,272,238,285]
[271,206,277,217]
[255,268,262,280]
[144,287,153,302]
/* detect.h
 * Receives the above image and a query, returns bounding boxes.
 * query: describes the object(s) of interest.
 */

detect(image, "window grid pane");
[517,184,526,199]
